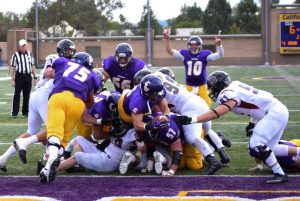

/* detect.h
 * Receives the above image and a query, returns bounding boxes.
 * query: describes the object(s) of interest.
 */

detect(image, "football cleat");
[266,173,288,184]
[217,132,232,148]
[119,151,135,175]
[217,148,230,164]
[205,154,223,175]
[36,159,45,175]
[39,157,60,184]
[14,138,31,163]
[0,156,8,172]
[153,151,163,174]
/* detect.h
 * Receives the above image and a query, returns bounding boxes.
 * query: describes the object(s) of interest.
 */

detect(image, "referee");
[10,39,37,118]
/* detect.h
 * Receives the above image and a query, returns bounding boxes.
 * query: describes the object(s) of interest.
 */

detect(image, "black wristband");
[171,150,183,166]
[33,76,37,80]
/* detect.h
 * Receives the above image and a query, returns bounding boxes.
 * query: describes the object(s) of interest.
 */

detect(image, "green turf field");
[0,65,300,176]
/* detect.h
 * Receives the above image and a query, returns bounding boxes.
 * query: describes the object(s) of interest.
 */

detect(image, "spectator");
[10,39,37,118]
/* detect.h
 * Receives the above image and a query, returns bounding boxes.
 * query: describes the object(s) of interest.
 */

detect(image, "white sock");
[45,145,59,170]
[1,145,17,159]
[45,136,60,170]
[26,135,38,144]
[271,163,285,175]
[265,152,285,175]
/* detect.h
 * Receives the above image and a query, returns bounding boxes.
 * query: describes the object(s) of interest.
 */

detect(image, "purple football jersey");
[179,49,212,86]
[276,140,298,168]
[51,59,101,101]
[88,91,119,120]
[249,140,298,169]
[103,56,146,93]
[152,113,181,145]
[122,85,152,116]
[52,57,69,84]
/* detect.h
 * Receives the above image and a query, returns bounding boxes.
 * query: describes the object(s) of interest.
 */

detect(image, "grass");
[0,65,300,176]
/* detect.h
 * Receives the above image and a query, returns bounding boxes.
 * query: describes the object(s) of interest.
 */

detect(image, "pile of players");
[0,35,299,184]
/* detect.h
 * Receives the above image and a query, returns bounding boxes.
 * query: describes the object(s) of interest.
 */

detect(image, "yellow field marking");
[97,196,300,201]
[97,197,249,201]
[0,195,58,201]
[177,190,300,196]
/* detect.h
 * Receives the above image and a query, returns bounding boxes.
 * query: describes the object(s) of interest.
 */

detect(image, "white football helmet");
[44,54,59,69]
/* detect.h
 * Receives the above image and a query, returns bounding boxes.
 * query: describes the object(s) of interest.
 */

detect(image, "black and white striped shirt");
[11,51,35,74]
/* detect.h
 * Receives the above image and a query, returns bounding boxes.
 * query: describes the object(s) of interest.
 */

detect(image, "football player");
[57,94,147,173]
[135,70,225,174]
[149,70,225,174]
[0,54,58,171]
[38,52,102,183]
[102,43,147,93]
[35,54,59,89]
[118,74,170,130]
[13,39,77,162]
[249,139,300,172]
[163,29,224,107]
[156,67,231,164]
[63,91,119,157]
[175,71,289,184]
[119,112,182,176]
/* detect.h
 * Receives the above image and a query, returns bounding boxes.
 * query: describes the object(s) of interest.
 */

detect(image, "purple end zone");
[0,175,299,201]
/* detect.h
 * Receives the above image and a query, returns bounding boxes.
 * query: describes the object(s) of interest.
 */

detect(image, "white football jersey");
[104,128,137,161]
[153,72,194,111]
[217,81,275,120]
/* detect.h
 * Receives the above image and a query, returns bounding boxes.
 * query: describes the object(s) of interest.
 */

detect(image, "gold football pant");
[186,84,211,108]
[47,91,85,148]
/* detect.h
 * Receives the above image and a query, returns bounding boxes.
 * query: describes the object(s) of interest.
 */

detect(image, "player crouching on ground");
[175,71,289,184]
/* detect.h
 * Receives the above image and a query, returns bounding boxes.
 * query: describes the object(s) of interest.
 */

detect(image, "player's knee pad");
[48,136,62,149]
[248,144,272,162]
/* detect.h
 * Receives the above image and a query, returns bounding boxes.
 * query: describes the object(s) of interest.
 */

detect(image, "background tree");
[231,0,260,34]
[136,3,162,35]
[0,12,30,41]
[168,3,203,32]
[294,0,300,3]
[25,0,124,36]
[203,0,232,34]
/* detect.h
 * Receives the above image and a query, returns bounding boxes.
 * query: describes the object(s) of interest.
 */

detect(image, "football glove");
[248,163,263,172]
[144,119,170,131]
[162,169,175,176]
[174,115,192,125]
[245,122,256,137]
[96,118,111,125]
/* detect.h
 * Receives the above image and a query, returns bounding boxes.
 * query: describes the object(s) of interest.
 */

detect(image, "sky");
[0,0,295,24]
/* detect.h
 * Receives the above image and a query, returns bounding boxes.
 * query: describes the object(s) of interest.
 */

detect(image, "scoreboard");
[280,14,300,54]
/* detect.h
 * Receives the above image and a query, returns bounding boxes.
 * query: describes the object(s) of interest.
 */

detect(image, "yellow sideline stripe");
[0,195,58,201]
[177,190,300,196]
[97,196,300,201]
